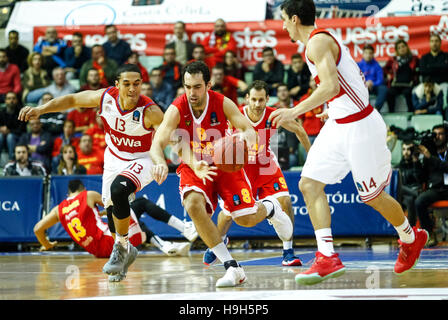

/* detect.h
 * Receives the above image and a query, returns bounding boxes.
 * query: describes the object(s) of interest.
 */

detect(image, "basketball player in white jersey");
[270,0,428,285]
[18,64,164,281]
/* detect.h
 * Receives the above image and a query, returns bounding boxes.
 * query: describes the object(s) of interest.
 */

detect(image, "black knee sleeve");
[110,175,137,220]
[131,197,172,223]
[106,206,115,233]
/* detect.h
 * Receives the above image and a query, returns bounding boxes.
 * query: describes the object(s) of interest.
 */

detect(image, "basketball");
[212,134,248,172]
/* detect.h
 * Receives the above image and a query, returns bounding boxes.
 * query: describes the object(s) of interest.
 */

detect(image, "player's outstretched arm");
[18,88,107,122]
[33,206,60,251]
[280,119,311,153]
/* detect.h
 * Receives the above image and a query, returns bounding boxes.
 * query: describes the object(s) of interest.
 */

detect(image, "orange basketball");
[212,134,248,172]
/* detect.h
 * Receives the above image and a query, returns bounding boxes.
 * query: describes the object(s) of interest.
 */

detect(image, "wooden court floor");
[1,241,448,300]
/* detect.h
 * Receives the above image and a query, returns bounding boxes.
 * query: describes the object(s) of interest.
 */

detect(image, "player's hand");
[192,160,217,185]
[152,163,169,185]
[39,241,58,251]
[316,109,329,122]
[18,106,41,122]
[269,108,296,128]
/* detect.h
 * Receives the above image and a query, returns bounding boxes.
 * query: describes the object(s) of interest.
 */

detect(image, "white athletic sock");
[283,240,293,250]
[262,200,274,217]
[168,216,185,233]
[315,228,335,257]
[150,235,165,250]
[394,218,415,244]
[211,241,233,263]
[115,233,129,251]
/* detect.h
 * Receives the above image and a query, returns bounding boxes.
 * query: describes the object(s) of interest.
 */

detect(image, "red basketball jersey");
[172,90,228,165]
[58,190,109,256]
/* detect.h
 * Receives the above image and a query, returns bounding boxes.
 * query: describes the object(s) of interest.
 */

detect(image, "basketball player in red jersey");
[270,0,428,285]
[150,61,294,287]
[19,64,165,281]
[203,80,311,267]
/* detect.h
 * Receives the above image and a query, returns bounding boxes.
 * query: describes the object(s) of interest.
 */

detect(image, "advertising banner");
[0,177,45,242]
[33,15,448,66]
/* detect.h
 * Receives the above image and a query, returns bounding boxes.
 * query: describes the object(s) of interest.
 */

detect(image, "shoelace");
[110,245,124,264]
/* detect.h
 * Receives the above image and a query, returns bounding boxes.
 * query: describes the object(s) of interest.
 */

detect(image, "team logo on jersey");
[185,120,191,126]
[265,119,272,129]
[273,182,280,191]
[132,111,141,122]
[210,112,220,126]
[233,194,241,206]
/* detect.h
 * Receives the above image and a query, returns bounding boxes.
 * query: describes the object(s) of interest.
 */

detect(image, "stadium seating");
[382,112,412,130]
[410,114,444,133]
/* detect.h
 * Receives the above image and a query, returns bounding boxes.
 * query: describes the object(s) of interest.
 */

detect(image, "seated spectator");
[159,46,183,90]
[0,49,21,103]
[77,134,104,175]
[412,77,444,115]
[64,32,91,80]
[419,33,448,105]
[126,52,149,83]
[297,79,324,144]
[3,144,46,176]
[141,81,153,99]
[103,24,132,66]
[0,92,26,160]
[384,39,419,112]
[52,144,86,175]
[150,67,174,111]
[27,67,77,104]
[415,124,448,246]
[396,140,426,229]
[18,119,53,170]
[165,21,195,66]
[286,53,310,101]
[211,63,247,105]
[272,83,298,109]
[6,30,29,73]
[253,47,285,96]
[188,44,207,65]
[79,45,118,87]
[33,27,67,75]
[201,18,237,68]
[79,68,108,92]
[223,50,247,81]
[358,45,388,111]
[51,119,80,168]
[39,92,66,137]
[66,107,97,134]
[22,52,51,103]
[85,114,106,152]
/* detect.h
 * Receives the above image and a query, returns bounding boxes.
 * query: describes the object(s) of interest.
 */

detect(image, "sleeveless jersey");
[239,105,277,166]
[99,86,156,161]
[172,90,228,165]
[305,29,370,120]
[58,190,108,255]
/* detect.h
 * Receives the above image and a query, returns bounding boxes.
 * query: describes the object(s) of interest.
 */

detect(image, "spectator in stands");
[18,119,53,170]
[149,67,174,111]
[415,124,448,246]
[51,119,80,169]
[412,76,444,115]
[273,83,298,109]
[190,44,206,64]
[0,49,21,104]
[103,25,132,66]
[419,33,448,104]
[159,46,183,90]
[141,82,153,99]
[3,144,46,176]
[253,47,285,96]
[5,30,29,73]
[38,92,66,138]
[79,68,108,92]
[64,32,91,80]
[396,141,426,229]
[297,79,324,144]
[33,27,67,75]
[357,45,388,112]
[211,63,248,105]
[77,134,104,175]
[52,144,86,175]
[22,52,51,103]
[126,52,149,83]
[79,45,118,87]
[165,21,195,66]
[201,18,237,68]
[0,92,26,161]
[286,53,310,101]
[66,107,97,134]
[43,67,77,102]
[384,39,419,112]
[223,50,247,81]
[85,113,106,152]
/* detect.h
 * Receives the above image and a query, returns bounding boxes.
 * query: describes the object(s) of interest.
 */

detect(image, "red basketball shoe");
[295,251,345,285]
[394,227,428,274]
